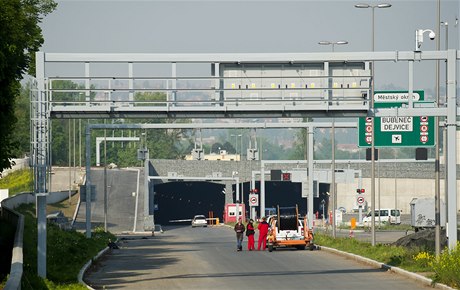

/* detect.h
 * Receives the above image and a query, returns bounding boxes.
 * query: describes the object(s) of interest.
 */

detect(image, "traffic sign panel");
[357,196,365,205]
[359,91,435,148]
[249,194,259,206]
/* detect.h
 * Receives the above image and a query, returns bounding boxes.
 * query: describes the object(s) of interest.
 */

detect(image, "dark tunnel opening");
[153,181,330,224]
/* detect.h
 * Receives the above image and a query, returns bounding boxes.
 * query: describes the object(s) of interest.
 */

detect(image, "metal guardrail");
[1,206,24,290]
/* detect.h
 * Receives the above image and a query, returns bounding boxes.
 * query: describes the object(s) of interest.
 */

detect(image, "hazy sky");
[39,0,459,93]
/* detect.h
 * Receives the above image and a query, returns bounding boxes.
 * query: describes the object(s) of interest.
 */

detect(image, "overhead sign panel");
[381,117,413,132]
[374,92,420,103]
[359,90,435,148]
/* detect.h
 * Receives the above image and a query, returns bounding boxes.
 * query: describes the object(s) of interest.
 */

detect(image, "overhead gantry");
[31,50,459,278]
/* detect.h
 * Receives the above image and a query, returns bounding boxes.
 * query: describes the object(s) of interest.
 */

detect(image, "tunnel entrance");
[154,181,225,224]
[235,181,330,219]
[154,180,331,225]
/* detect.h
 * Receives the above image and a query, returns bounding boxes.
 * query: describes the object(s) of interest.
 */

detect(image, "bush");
[430,242,460,288]
[316,233,460,289]
[0,169,33,195]
[16,204,115,289]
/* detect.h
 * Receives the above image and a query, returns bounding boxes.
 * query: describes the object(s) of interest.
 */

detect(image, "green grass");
[0,169,33,195]
[315,233,460,289]
[16,204,115,290]
[1,171,112,289]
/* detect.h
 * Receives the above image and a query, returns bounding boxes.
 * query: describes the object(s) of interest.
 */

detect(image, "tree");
[289,118,312,160]
[11,83,31,157]
[0,0,57,170]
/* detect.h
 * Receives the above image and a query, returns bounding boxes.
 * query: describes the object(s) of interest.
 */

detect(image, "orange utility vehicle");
[267,205,315,252]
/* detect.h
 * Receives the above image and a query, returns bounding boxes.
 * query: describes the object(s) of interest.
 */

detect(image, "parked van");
[362,209,401,226]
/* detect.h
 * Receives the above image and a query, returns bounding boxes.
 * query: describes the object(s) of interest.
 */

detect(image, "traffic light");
[415,148,428,160]
[365,148,379,161]
[356,188,365,193]
[282,172,291,181]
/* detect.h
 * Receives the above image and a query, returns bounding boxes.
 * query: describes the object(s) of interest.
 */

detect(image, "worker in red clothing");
[257,216,270,250]
[246,219,255,251]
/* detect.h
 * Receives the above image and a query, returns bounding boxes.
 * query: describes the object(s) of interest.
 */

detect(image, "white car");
[191,215,207,227]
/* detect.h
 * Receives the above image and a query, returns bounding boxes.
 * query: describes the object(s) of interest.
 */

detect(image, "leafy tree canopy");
[0,0,57,170]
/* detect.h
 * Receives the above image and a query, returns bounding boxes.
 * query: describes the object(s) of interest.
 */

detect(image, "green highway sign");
[358,91,435,148]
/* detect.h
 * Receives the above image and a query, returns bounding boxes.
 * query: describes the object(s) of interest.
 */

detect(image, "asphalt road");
[84,225,433,290]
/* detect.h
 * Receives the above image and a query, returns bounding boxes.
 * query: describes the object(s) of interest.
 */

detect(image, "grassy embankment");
[227,220,459,289]
[0,169,115,290]
[315,233,460,289]
[0,169,33,195]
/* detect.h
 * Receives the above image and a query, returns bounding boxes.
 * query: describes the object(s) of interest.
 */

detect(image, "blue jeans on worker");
[236,233,243,250]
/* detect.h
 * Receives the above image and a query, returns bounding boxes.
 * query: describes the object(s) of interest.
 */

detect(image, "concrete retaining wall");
[150,159,459,214]
[1,206,24,290]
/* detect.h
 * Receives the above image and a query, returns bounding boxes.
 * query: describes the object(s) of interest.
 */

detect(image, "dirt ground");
[393,228,460,251]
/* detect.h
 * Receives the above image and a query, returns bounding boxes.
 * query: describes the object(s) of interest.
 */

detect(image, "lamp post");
[355,2,391,246]
[354,3,392,51]
[230,134,242,160]
[318,40,348,52]
[318,40,348,238]
[231,133,243,211]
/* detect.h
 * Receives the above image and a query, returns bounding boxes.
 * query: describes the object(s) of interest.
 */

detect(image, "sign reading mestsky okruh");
[358,91,435,148]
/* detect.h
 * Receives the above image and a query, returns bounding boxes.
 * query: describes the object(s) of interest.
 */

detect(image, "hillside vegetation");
[0,169,33,196]
[1,171,115,289]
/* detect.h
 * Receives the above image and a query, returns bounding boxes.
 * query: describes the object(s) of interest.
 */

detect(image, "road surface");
[84,225,433,289]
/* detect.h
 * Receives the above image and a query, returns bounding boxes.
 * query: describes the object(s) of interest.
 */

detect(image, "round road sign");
[357,196,365,205]
[249,195,259,206]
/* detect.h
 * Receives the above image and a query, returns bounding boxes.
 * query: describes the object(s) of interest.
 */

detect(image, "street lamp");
[318,40,348,238]
[318,40,349,52]
[355,2,391,246]
[441,22,448,50]
[230,134,242,160]
[355,3,392,51]
[231,133,243,217]
[438,20,448,258]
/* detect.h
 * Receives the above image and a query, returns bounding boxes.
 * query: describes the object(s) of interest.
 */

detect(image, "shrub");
[16,204,115,289]
[430,242,460,288]
[0,169,33,195]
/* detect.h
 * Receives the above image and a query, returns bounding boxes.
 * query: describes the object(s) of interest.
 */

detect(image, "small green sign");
[358,90,435,148]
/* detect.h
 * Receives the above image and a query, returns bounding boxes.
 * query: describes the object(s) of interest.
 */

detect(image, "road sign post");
[249,194,259,207]
[249,193,259,220]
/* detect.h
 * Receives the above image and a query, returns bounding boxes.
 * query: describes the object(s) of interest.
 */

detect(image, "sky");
[39,0,459,96]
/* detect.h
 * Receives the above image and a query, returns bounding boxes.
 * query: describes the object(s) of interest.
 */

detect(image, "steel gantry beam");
[32,49,459,278]
[84,121,357,235]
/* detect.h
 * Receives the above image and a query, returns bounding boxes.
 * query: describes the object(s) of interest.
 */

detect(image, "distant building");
[185,150,240,161]
[337,144,359,153]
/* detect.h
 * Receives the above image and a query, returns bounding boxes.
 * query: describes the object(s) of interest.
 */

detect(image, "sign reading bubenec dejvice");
[359,91,435,147]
